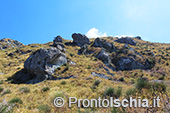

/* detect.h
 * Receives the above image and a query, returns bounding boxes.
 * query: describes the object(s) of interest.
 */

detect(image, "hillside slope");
[0,34,170,112]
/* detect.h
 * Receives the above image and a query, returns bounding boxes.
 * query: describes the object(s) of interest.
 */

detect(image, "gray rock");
[8,53,14,57]
[24,48,67,81]
[151,80,164,83]
[135,36,142,40]
[72,33,90,47]
[56,44,65,52]
[115,37,136,46]
[70,61,76,65]
[115,57,145,70]
[92,38,103,47]
[53,36,63,43]
[31,45,38,48]
[96,50,111,64]
[91,72,109,79]
[92,38,115,52]
[123,44,129,49]
[78,44,88,55]
[103,67,114,76]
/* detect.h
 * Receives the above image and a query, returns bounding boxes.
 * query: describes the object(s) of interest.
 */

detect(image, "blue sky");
[0,0,170,44]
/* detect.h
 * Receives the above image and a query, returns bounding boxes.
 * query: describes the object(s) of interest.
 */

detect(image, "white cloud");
[114,35,134,38]
[86,28,107,38]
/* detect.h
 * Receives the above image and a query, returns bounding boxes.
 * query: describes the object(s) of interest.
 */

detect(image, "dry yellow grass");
[0,37,170,112]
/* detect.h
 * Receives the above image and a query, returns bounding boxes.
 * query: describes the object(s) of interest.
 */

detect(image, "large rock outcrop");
[92,38,115,52]
[9,48,68,84]
[72,33,90,47]
[24,48,67,78]
[115,37,136,46]
[114,57,145,71]
[8,47,68,83]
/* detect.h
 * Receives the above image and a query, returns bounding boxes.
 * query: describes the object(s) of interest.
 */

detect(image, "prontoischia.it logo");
[54,97,160,108]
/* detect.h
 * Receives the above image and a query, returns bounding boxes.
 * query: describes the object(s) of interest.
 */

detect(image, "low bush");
[8,97,22,104]
[119,77,124,82]
[115,87,122,98]
[61,81,67,85]
[125,88,137,97]
[41,87,50,92]
[19,87,30,93]
[1,89,11,96]
[93,80,100,86]
[135,78,150,90]
[38,105,51,113]
[104,87,115,97]
[0,87,4,92]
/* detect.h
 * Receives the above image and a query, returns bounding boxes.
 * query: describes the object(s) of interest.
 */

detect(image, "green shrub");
[166,63,169,66]
[131,79,135,84]
[94,58,98,61]
[8,97,22,104]
[53,92,64,99]
[61,81,67,85]
[87,66,91,69]
[125,88,137,97]
[0,104,13,113]
[19,87,30,93]
[0,80,3,84]
[135,79,150,90]
[112,107,126,113]
[158,76,164,80]
[41,87,50,92]
[0,87,4,92]
[1,89,11,96]
[69,53,74,57]
[91,86,97,90]
[38,105,51,113]
[104,87,115,97]
[93,80,100,86]
[152,82,166,92]
[119,77,124,82]
[115,87,122,98]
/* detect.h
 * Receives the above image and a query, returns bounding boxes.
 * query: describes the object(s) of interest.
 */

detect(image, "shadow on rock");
[7,69,75,84]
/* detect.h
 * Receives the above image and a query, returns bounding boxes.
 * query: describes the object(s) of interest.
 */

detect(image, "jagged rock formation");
[77,37,155,71]
[10,48,67,84]
[24,47,67,78]
[53,36,63,43]
[72,33,90,47]
[92,38,116,52]
[0,38,23,50]
[114,37,136,46]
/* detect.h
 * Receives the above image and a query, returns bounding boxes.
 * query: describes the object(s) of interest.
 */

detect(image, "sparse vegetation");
[0,87,3,92]
[61,80,67,85]
[0,37,170,112]
[93,80,100,86]
[119,77,124,82]
[38,105,51,113]
[41,87,50,92]
[8,97,23,104]
[104,87,115,97]
[19,87,30,93]
[1,89,11,96]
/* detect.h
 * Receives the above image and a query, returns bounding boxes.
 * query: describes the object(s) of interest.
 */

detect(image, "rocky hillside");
[0,34,170,112]
[0,38,23,50]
